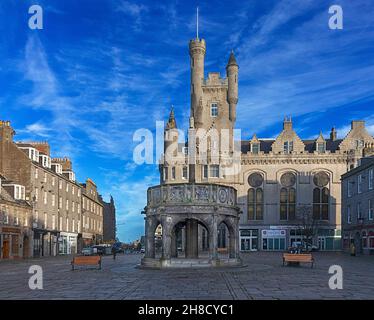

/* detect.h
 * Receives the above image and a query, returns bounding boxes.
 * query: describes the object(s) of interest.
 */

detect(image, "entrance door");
[240,230,258,251]
[23,236,29,258]
[2,240,10,259]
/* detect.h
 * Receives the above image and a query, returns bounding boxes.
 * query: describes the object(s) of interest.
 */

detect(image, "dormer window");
[284,141,293,154]
[211,103,218,117]
[251,143,260,154]
[317,142,326,153]
[15,185,25,200]
[63,171,75,182]
[3,184,26,200]
[40,155,51,169]
[18,147,39,162]
[52,163,63,174]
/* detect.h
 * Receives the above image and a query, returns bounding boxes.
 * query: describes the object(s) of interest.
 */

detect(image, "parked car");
[81,247,94,256]
[92,245,111,255]
[140,248,145,254]
[289,241,319,253]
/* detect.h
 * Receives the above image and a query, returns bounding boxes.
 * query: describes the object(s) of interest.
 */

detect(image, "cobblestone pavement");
[0,252,373,300]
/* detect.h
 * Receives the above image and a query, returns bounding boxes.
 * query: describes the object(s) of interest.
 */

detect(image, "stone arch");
[217,217,238,259]
[145,216,162,259]
[276,168,299,184]
[169,216,212,259]
[310,168,334,184]
[243,169,267,186]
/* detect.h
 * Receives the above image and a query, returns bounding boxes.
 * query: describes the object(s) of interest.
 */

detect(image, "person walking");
[350,242,356,256]
[111,246,117,260]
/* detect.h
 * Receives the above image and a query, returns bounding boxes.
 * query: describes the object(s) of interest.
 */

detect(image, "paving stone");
[0,252,373,299]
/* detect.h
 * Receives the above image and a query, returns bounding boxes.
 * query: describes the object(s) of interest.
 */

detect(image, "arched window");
[313,172,330,220]
[280,172,296,220]
[247,173,264,220]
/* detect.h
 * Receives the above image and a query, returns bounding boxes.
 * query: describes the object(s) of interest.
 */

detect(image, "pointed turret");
[227,50,238,67]
[164,106,179,160]
[166,106,177,130]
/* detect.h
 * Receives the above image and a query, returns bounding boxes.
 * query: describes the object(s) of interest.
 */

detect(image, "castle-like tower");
[188,38,238,132]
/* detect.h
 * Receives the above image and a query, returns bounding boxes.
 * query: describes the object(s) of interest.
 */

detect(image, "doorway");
[2,239,10,259]
[240,229,258,251]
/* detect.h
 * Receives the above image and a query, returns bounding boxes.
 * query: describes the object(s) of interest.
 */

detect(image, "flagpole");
[196,7,199,40]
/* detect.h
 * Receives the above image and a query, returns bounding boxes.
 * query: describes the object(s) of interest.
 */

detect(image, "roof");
[241,138,343,154]
[227,51,238,67]
[341,156,374,179]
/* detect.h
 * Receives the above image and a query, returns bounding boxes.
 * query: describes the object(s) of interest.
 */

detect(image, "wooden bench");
[71,255,102,270]
[283,253,314,268]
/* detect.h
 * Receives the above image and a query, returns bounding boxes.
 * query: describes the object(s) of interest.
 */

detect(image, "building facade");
[81,179,104,247]
[0,175,32,259]
[0,120,104,257]
[159,38,374,252]
[100,195,116,243]
[341,156,374,255]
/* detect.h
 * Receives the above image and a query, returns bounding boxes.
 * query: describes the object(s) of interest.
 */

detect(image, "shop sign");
[262,229,286,237]
[1,227,21,234]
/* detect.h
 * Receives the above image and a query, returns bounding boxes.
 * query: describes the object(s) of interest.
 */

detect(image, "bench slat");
[71,255,102,270]
[282,253,314,268]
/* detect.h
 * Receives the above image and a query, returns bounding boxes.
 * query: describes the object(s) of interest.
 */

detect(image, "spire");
[166,105,177,129]
[196,7,199,40]
[227,50,238,67]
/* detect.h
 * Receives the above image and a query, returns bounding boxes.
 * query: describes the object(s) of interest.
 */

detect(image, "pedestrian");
[112,246,117,260]
[350,243,356,257]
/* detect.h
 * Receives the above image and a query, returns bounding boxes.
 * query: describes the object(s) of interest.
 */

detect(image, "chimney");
[283,116,292,131]
[330,127,337,141]
[351,120,365,130]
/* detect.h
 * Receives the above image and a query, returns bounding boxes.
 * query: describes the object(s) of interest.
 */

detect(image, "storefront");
[368,231,374,254]
[82,232,94,247]
[239,229,258,251]
[58,232,78,255]
[33,228,47,257]
[262,229,286,251]
[317,228,341,251]
[1,226,22,259]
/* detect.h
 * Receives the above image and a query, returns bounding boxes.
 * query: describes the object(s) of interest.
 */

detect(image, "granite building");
[100,195,116,243]
[81,179,104,247]
[0,120,104,257]
[158,37,374,253]
[0,174,32,259]
[341,156,374,254]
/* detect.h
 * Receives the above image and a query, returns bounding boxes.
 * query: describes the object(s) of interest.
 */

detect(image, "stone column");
[228,218,239,259]
[161,217,172,260]
[185,219,198,258]
[145,217,155,258]
[171,229,177,258]
[209,216,218,260]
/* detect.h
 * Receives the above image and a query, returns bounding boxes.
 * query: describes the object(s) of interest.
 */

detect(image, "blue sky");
[0,0,373,242]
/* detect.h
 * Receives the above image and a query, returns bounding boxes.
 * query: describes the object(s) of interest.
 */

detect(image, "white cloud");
[116,1,149,32]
